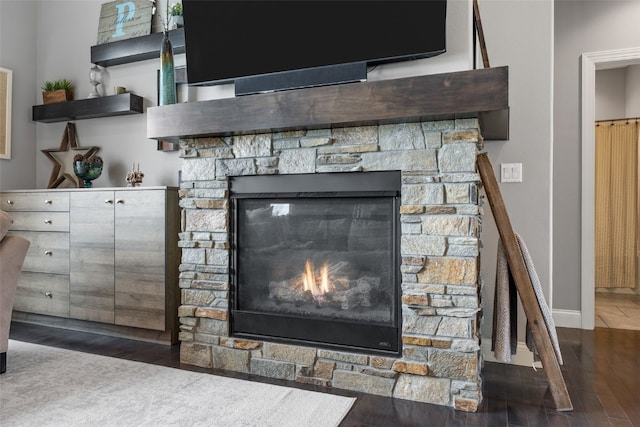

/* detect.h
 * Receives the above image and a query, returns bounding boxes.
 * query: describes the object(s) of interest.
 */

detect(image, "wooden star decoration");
[41,122,99,188]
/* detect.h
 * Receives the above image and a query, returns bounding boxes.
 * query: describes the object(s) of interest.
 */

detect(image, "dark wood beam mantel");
[147,66,509,141]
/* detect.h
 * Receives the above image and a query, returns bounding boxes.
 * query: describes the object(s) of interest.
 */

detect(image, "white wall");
[554,0,640,313]
[0,0,37,191]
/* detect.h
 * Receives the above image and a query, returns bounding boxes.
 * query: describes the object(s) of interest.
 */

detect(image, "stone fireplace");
[177,119,484,411]
[147,67,509,412]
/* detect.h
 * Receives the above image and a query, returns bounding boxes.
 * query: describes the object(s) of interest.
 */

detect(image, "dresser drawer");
[0,192,69,212]
[14,272,70,317]
[14,231,70,275]
[8,212,69,232]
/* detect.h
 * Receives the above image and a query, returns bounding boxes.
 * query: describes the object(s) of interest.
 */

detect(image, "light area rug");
[0,340,355,427]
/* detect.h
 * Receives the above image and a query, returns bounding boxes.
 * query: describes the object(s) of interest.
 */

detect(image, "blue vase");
[73,161,103,188]
[159,32,176,105]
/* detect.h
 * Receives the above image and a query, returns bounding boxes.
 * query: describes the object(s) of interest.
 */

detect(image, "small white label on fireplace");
[501,163,523,183]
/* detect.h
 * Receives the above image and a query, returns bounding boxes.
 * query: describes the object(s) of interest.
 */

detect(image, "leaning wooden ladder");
[477,153,573,411]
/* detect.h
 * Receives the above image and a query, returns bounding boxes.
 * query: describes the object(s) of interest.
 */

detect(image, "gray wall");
[475,0,554,349]
[627,65,640,115]
[0,0,37,190]
[554,0,640,311]
[596,68,627,120]
[596,65,640,120]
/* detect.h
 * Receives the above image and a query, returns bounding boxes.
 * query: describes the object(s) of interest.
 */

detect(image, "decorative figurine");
[88,64,103,99]
[126,162,144,187]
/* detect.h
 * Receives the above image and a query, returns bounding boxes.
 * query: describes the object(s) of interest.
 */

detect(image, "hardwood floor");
[7,322,640,426]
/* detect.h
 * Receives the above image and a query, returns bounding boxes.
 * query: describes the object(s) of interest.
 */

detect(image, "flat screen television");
[182,0,447,95]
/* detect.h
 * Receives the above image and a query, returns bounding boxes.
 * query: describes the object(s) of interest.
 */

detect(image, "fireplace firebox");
[230,171,401,355]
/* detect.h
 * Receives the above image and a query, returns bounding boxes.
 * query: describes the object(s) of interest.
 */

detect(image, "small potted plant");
[169,2,183,29]
[41,79,74,104]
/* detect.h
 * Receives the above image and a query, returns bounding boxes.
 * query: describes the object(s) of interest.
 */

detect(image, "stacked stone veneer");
[177,118,484,412]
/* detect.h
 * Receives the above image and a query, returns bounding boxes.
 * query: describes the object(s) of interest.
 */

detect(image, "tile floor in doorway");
[595,290,640,330]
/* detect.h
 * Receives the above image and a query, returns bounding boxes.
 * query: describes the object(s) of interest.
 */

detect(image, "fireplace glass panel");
[236,197,396,325]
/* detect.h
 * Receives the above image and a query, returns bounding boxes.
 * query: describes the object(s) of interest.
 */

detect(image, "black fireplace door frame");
[229,171,402,356]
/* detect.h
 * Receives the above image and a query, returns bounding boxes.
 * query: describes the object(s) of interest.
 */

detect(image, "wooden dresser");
[0,187,180,344]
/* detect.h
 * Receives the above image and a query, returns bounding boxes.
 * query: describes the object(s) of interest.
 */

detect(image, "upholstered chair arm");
[0,235,31,354]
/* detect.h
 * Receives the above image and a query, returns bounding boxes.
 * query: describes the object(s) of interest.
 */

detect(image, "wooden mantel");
[147,66,509,141]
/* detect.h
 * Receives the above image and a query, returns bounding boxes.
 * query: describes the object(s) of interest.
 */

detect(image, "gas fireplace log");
[268,281,315,305]
[268,275,381,310]
[330,276,380,309]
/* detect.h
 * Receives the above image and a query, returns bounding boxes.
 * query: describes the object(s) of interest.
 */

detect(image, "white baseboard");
[481,341,541,368]
[552,309,582,329]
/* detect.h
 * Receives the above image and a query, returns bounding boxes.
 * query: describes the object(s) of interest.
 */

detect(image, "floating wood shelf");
[32,93,144,123]
[146,66,509,141]
[90,28,185,67]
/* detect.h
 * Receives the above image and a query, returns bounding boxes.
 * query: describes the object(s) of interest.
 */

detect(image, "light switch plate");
[501,163,522,183]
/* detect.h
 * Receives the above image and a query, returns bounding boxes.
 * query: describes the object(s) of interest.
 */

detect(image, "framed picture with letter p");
[97,0,153,45]
[0,67,12,160]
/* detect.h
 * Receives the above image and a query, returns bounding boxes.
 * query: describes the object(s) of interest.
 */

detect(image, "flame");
[321,263,330,293]
[302,259,333,297]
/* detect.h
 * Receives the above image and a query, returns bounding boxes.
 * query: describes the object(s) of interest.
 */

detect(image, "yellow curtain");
[595,120,639,288]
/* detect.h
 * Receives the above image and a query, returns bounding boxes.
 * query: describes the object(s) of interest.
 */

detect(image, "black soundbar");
[234,62,367,96]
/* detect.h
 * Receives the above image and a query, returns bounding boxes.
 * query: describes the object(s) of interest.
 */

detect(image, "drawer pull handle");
[44,291,53,298]
[44,200,52,205]
[116,199,124,204]
[6,200,13,205]
[44,219,52,224]
[105,199,114,204]
[44,250,53,256]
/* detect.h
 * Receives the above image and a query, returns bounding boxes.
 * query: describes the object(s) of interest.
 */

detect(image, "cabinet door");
[69,191,115,323]
[114,190,166,330]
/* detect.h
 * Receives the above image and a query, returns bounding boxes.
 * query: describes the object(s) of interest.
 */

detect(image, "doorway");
[593,118,640,329]
[581,47,640,330]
